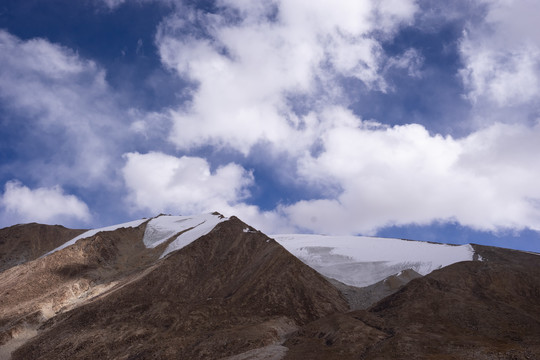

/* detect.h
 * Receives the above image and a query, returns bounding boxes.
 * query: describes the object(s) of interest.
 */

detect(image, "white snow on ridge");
[143,215,207,248]
[158,214,227,258]
[45,219,147,256]
[273,234,476,288]
[44,214,227,259]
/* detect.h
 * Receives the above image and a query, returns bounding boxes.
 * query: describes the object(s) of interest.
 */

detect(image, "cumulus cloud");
[0,180,91,225]
[0,30,129,187]
[122,152,254,214]
[459,0,540,108]
[3,0,540,242]
[460,37,540,107]
[145,0,540,237]
[156,0,418,154]
[120,151,296,233]
[281,108,540,235]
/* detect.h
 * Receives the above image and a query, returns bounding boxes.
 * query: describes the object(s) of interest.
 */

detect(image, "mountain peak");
[1,215,540,359]
[2,215,348,359]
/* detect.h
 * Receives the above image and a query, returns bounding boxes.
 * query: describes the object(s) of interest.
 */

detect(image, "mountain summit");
[1,214,539,359]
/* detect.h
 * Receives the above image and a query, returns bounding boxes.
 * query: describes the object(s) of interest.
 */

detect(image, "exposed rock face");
[284,248,540,359]
[1,216,540,359]
[4,217,348,359]
[0,223,86,273]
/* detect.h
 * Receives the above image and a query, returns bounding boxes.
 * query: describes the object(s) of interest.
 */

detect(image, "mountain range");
[1,213,539,359]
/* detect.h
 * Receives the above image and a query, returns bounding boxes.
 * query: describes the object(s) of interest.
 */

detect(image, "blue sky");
[1,0,540,253]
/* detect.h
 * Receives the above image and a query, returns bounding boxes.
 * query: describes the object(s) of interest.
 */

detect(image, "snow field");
[273,234,476,287]
[45,215,476,288]
[149,214,227,258]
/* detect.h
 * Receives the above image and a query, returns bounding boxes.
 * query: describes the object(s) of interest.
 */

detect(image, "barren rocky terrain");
[1,216,539,359]
[0,223,85,273]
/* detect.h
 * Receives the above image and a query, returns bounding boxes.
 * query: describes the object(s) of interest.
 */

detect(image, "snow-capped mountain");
[46,213,228,259]
[43,214,478,288]
[273,234,476,287]
[1,213,539,359]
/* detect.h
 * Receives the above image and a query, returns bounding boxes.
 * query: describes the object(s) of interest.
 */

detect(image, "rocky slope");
[0,223,86,273]
[329,268,422,310]
[1,215,540,359]
[284,245,540,359]
[1,216,348,359]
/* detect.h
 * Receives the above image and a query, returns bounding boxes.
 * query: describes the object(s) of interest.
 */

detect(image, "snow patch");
[45,219,147,256]
[273,234,476,287]
[144,215,207,248]
[44,214,227,259]
[156,214,227,258]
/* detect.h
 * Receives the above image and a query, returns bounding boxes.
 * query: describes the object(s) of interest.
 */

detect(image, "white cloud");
[156,0,418,154]
[122,152,254,215]
[148,1,540,237]
[120,151,297,234]
[459,0,540,108]
[120,108,540,237]
[121,150,295,233]
[4,0,540,242]
[460,37,540,107]
[374,0,417,34]
[281,108,540,235]
[98,0,127,9]
[0,30,134,187]
[0,180,91,225]
[386,48,424,78]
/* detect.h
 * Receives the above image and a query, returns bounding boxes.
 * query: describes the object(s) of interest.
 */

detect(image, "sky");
[1,0,540,252]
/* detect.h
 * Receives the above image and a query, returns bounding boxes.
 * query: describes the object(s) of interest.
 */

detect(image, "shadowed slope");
[11,217,348,360]
[329,268,422,310]
[0,223,86,273]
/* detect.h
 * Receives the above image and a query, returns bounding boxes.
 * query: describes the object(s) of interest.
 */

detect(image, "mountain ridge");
[2,216,348,359]
[1,214,539,359]
[0,223,87,273]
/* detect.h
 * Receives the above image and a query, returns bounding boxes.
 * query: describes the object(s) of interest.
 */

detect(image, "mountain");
[273,234,477,287]
[0,223,86,273]
[1,214,347,359]
[284,245,540,359]
[328,268,423,310]
[1,214,539,359]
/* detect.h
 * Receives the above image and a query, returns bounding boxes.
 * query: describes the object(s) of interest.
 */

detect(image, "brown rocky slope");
[0,223,86,273]
[6,216,348,359]
[0,223,162,358]
[284,245,540,359]
[1,216,540,359]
